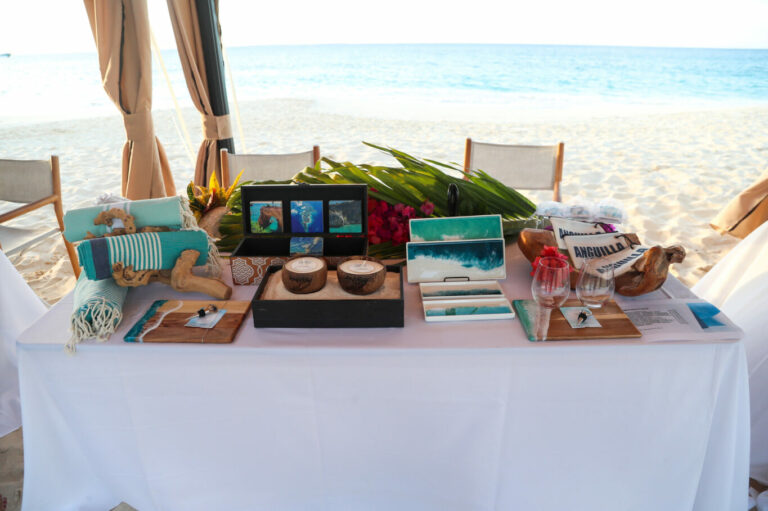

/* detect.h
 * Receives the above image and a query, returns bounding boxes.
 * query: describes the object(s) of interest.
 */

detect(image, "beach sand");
[1,100,766,511]
[1,99,767,304]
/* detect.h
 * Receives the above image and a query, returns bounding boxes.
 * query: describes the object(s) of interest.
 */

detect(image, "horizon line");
[5,41,768,57]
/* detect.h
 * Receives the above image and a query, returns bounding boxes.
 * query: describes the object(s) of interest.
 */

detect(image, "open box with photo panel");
[230,184,368,285]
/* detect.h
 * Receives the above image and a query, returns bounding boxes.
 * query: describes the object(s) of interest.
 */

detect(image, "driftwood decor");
[91,208,232,300]
[517,228,685,297]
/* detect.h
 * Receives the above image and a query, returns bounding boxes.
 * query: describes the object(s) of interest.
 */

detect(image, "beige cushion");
[0,159,53,203]
[227,151,315,182]
[468,142,558,190]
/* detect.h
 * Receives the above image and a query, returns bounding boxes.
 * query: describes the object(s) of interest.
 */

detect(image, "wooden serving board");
[124,300,250,343]
[513,299,641,341]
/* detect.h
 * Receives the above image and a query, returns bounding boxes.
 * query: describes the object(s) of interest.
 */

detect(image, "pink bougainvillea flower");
[420,201,435,216]
[530,246,573,276]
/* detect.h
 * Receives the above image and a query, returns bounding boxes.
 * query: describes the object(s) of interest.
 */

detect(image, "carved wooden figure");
[516,228,685,297]
[90,208,231,299]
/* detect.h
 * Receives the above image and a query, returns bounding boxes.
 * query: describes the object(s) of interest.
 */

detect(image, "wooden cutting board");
[513,299,641,341]
[124,300,250,343]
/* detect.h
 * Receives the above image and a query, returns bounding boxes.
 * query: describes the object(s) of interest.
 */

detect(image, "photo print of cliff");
[249,201,283,233]
[328,200,362,233]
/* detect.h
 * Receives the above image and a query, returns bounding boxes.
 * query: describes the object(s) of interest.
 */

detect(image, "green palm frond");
[215,143,537,255]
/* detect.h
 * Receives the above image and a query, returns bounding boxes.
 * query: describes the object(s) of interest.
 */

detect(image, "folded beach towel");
[65,196,223,278]
[76,230,210,280]
[68,273,129,351]
[63,196,187,242]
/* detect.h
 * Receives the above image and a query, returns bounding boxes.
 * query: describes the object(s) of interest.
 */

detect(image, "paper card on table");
[621,299,742,342]
[409,215,503,242]
[564,232,649,277]
[550,217,609,249]
[561,307,602,328]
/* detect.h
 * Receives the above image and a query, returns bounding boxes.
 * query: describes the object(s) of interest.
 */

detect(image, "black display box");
[230,184,368,285]
[251,264,405,328]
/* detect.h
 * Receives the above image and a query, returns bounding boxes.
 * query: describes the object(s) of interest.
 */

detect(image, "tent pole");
[195,0,235,156]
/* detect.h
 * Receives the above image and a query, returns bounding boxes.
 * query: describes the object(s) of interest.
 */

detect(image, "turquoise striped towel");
[77,230,209,280]
[63,196,187,242]
[68,273,129,351]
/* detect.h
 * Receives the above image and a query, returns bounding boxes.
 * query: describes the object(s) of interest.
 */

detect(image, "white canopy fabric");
[693,219,768,483]
[0,251,46,436]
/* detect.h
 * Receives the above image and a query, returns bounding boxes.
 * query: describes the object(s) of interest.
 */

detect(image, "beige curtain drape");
[166,0,233,186]
[84,0,176,199]
[711,169,768,238]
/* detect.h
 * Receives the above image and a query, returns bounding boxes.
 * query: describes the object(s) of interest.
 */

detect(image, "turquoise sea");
[1,44,767,123]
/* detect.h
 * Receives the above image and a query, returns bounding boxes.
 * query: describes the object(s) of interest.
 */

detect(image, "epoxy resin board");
[124,300,250,343]
[513,299,642,341]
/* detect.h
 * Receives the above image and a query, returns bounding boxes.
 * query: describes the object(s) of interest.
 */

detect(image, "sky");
[1,0,768,54]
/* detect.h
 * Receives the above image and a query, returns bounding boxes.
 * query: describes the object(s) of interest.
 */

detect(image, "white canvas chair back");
[464,139,564,201]
[0,159,54,203]
[692,219,768,484]
[0,156,79,275]
[221,147,320,187]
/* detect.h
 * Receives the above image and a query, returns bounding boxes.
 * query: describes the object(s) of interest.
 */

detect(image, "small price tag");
[561,307,602,329]
[185,310,226,329]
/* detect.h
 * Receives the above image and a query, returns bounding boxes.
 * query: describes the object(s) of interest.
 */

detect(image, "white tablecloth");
[0,250,46,436]
[693,219,768,483]
[17,247,749,511]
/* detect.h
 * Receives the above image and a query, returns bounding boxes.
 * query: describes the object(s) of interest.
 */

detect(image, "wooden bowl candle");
[282,256,328,294]
[337,256,386,295]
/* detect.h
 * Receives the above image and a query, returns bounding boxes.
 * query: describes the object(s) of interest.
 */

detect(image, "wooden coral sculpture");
[92,208,232,300]
[517,228,685,297]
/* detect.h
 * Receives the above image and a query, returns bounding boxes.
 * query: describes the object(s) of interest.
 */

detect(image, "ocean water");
[1,44,767,124]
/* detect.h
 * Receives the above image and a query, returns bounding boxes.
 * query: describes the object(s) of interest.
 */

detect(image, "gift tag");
[561,307,602,328]
[185,310,227,329]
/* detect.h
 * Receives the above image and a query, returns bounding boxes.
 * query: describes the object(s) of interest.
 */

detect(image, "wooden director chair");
[221,146,321,188]
[0,156,80,276]
[464,139,565,201]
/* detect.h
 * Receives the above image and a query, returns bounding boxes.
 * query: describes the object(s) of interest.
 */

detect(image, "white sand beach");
[1,99,767,303]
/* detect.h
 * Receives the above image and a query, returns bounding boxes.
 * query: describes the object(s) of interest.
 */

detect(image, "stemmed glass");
[531,257,571,341]
[575,259,615,321]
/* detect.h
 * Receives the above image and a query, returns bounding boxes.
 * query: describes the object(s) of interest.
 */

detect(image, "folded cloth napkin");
[77,230,210,280]
[68,273,129,351]
[63,196,188,242]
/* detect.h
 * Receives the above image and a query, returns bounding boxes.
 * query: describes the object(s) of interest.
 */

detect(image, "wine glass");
[531,257,571,341]
[575,259,615,322]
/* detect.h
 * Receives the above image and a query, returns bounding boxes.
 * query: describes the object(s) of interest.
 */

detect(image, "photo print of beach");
[423,298,515,322]
[406,239,506,283]
[409,215,503,242]
[249,201,283,233]
[328,200,362,233]
[420,280,505,300]
[291,201,324,233]
[289,236,323,255]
